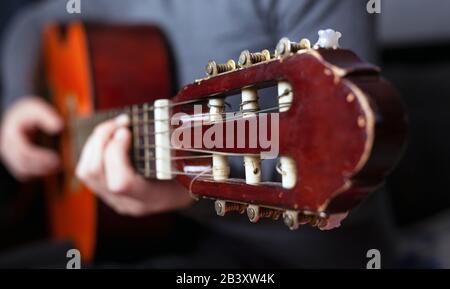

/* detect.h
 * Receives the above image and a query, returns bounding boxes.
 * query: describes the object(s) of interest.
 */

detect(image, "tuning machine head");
[275,37,311,57]
[238,49,271,67]
[214,200,246,216]
[205,59,237,76]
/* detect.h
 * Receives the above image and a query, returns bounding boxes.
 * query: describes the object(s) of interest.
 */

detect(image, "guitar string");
[120,101,289,131]
[136,145,260,156]
[128,103,275,175]
[131,89,291,119]
[134,88,292,113]
[131,104,290,138]
[134,154,213,161]
[72,90,292,180]
[72,103,285,171]
[140,168,282,186]
[73,103,290,153]
[126,102,287,173]
[188,167,211,200]
[74,102,288,127]
[73,89,292,127]
[136,166,264,192]
[139,168,272,185]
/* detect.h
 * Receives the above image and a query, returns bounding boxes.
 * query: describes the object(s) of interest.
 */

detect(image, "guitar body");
[43,22,175,262]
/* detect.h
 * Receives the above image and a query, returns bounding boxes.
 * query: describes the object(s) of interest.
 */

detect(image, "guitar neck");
[72,102,159,179]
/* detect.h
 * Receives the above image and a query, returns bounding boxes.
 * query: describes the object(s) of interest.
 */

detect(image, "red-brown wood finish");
[173,49,407,215]
[87,24,174,109]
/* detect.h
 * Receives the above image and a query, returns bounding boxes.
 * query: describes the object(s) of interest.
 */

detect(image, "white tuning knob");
[315,29,342,49]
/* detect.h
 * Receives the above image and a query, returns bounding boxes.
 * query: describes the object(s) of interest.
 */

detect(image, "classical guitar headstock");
[148,29,407,230]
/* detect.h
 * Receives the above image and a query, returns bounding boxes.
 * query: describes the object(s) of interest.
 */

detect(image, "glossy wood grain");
[173,49,407,214]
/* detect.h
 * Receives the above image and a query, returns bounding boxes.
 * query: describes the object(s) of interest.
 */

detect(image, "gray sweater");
[1,0,395,268]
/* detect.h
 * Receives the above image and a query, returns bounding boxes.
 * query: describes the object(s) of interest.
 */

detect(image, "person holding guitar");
[0,0,397,268]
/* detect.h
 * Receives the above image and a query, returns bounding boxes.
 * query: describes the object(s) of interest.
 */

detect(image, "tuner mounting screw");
[276,38,311,57]
[206,59,236,76]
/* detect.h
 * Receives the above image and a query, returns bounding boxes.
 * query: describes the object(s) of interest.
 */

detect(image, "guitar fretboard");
[71,102,158,179]
[130,103,157,178]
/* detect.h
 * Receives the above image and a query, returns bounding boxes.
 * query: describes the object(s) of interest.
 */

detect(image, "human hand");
[0,96,63,180]
[76,115,192,217]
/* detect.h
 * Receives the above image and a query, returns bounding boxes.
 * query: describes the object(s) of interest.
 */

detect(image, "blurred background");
[0,0,47,259]
[380,0,450,268]
[0,0,449,268]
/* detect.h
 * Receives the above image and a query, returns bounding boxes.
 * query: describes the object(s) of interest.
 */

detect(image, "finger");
[104,127,135,194]
[76,115,130,190]
[22,99,63,134]
[18,144,61,174]
[115,114,130,127]
[89,120,118,174]
[3,132,60,179]
[76,119,117,180]
[76,130,95,180]
[88,114,130,177]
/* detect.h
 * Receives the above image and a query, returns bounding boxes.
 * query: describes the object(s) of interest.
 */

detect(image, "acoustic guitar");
[43,22,178,262]
[42,23,407,262]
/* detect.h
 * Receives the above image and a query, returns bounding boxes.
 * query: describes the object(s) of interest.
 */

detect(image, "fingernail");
[114,128,129,140]
[115,114,130,126]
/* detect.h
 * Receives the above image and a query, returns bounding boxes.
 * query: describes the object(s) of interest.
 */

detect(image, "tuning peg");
[247,205,281,223]
[238,49,271,67]
[276,37,311,57]
[205,59,236,76]
[283,210,328,230]
[283,210,299,230]
[215,200,227,216]
[215,200,245,216]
